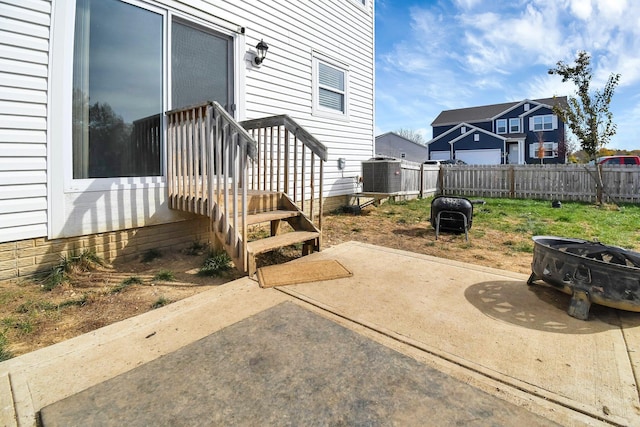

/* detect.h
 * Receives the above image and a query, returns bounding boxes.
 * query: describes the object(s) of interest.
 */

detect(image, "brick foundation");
[0,195,348,283]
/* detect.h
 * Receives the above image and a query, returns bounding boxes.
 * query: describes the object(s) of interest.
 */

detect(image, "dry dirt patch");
[1,206,533,358]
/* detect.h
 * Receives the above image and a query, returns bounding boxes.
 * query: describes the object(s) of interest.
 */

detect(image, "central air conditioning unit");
[361,158,402,193]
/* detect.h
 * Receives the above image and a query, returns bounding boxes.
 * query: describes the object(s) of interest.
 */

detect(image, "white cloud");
[453,0,483,10]
[568,0,592,20]
[375,0,640,149]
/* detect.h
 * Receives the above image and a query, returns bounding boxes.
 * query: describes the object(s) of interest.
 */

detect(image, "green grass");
[111,276,142,294]
[0,333,12,361]
[198,251,232,277]
[472,198,640,249]
[151,296,170,309]
[153,270,176,281]
[41,250,104,291]
[378,196,640,250]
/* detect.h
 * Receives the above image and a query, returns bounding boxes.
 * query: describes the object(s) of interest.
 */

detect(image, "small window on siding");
[524,103,530,111]
[509,118,520,133]
[313,54,349,119]
[496,119,507,134]
[474,133,479,142]
[461,126,466,134]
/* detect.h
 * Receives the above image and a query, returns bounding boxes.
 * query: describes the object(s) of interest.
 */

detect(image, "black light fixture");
[253,39,269,66]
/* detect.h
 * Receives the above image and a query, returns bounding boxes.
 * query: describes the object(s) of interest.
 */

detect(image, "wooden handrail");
[167,101,258,160]
[165,101,257,272]
[241,115,327,227]
[241,115,327,161]
[165,105,326,272]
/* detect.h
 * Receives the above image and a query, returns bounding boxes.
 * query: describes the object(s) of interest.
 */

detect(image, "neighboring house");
[375,132,429,163]
[427,97,568,165]
[0,0,374,280]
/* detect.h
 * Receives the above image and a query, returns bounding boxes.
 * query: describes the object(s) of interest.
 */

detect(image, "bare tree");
[395,128,426,145]
[548,50,620,204]
[536,132,545,164]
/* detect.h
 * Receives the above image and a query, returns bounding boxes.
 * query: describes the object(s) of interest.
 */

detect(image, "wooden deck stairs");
[244,191,320,275]
[165,102,327,276]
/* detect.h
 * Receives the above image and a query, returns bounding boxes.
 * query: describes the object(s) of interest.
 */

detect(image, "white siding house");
[0,0,375,280]
[0,1,50,243]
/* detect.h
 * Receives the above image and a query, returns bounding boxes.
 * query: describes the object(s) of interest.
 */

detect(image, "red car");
[597,155,640,165]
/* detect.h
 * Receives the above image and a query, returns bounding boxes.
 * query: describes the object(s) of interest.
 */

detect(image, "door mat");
[257,259,352,288]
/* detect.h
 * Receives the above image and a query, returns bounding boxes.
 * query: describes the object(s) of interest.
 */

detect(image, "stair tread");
[247,231,319,254]
[246,209,300,225]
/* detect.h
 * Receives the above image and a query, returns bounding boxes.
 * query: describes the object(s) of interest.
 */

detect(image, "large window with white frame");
[530,142,558,158]
[71,0,234,180]
[531,115,555,131]
[313,53,349,119]
[496,119,507,134]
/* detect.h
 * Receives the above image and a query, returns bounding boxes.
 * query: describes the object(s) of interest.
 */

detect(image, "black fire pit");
[528,235,640,320]
[430,196,473,241]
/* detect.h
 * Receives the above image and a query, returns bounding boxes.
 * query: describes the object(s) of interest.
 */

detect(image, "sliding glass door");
[72,0,234,180]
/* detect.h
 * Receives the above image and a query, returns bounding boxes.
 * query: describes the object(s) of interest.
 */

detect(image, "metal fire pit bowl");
[528,235,640,320]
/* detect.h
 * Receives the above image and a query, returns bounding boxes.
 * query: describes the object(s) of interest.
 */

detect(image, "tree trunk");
[595,164,604,205]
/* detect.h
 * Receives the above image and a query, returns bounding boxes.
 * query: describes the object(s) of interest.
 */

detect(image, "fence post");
[419,163,424,198]
[509,166,515,199]
[437,166,444,195]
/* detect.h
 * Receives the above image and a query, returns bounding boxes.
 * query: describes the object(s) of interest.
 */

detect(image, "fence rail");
[440,164,640,203]
[370,161,640,204]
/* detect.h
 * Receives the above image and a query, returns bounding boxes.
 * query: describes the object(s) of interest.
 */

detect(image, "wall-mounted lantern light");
[253,39,269,66]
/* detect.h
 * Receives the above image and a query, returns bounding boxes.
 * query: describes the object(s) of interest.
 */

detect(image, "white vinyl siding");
[0,0,50,243]
[40,0,374,239]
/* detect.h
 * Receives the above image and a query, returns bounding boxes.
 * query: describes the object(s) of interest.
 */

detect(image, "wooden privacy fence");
[397,161,439,197]
[379,162,640,203]
[439,164,640,203]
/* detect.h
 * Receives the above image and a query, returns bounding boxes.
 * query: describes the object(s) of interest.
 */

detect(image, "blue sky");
[375,0,640,151]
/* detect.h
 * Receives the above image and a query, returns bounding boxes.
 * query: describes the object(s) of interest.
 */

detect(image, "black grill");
[430,196,473,241]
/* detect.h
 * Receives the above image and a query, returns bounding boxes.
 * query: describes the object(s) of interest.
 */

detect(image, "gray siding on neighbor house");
[0,0,51,243]
[375,132,428,163]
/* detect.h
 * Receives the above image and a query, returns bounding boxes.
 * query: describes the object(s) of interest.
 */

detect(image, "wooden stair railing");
[166,103,328,276]
[166,102,256,273]
[240,115,328,230]
[240,116,328,275]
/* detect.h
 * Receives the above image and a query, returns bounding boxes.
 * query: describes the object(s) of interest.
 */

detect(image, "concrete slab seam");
[618,318,640,404]
[276,286,631,427]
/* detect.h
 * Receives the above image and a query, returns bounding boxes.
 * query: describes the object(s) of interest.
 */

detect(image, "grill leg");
[435,211,469,241]
[460,213,469,242]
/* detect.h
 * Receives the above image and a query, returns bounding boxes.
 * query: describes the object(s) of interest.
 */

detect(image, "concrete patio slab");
[39,302,555,426]
[278,242,640,426]
[1,241,639,426]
